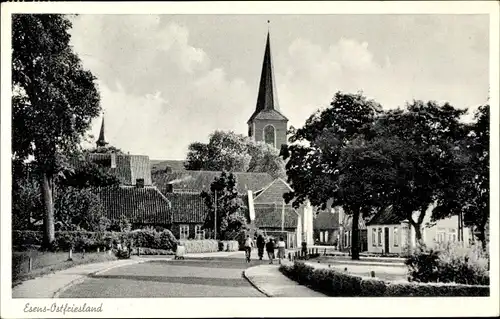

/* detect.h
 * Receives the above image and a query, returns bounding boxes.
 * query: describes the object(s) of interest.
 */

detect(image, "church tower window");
[264,125,276,148]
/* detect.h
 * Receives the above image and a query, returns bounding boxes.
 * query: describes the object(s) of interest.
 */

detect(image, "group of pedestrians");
[244,234,286,264]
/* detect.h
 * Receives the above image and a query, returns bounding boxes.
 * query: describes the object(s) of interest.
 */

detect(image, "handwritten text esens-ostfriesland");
[24,302,103,315]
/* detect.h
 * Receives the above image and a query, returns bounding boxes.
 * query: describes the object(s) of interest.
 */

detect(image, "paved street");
[59,256,273,298]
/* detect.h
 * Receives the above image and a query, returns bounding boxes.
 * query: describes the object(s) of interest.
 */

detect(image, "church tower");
[247,29,288,150]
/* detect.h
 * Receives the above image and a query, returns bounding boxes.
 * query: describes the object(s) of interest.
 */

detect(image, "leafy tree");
[12,172,44,230]
[61,160,120,189]
[201,171,248,239]
[247,140,287,179]
[366,101,467,243]
[185,130,286,178]
[54,186,110,231]
[12,14,101,247]
[108,215,132,232]
[282,91,382,259]
[432,105,489,249]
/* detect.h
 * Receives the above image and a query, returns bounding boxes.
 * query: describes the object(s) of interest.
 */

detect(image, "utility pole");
[214,190,217,240]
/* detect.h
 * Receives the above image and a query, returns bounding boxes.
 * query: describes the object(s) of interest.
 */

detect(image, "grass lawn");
[12,249,118,287]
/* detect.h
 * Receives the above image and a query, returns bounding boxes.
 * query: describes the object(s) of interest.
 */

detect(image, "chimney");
[166,184,174,193]
[136,178,145,188]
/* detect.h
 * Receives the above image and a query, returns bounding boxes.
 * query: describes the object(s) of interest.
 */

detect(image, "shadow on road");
[89,273,250,287]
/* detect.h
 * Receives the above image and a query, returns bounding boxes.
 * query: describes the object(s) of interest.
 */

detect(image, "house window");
[372,228,377,247]
[320,231,324,242]
[325,231,329,243]
[264,125,276,148]
[437,228,446,243]
[179,224,189,240]
[195,225,205,240]
[378,228,382,246]
[393,227,399,247]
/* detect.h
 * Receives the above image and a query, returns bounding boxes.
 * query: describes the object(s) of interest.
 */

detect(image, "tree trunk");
[351,212,360,260]
[40,171,55,249]
[476,223,486,251]
[409,218,424,247]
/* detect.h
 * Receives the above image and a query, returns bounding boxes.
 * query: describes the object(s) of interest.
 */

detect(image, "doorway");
[384,227,390,254]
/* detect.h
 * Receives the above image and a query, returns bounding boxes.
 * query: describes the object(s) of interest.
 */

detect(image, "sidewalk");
[244,263,325,297]
[12,257,153,298]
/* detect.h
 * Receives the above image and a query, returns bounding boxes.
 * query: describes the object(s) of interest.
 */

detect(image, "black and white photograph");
[1,1,499,318]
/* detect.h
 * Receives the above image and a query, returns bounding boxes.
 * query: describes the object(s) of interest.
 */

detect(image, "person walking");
[244,235,254,263]
[266,238,276,264]
[277,237,286,264]
[256,234,265,260]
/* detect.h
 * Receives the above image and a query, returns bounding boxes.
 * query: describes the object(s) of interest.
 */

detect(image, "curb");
[242,266,273,297]
[52,260,145,298]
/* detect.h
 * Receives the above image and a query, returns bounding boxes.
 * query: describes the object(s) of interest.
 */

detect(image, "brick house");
[77,118,171,229]
[94,185,172,228]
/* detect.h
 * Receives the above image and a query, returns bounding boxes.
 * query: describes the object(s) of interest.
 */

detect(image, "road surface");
[59,256,272,298]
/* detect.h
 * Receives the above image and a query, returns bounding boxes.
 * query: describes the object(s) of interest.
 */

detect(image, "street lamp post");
[214,190,217,240]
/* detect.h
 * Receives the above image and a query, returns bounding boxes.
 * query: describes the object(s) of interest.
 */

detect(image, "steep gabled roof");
[152,170,274,194]
[342,213,368,231]
[366,206,402,226]
[94,185,172,224]
[151,160,187,172]
[253,202,298,229]
[163,193,208,224]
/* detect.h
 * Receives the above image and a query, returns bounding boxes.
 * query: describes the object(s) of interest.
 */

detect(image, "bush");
[115,248,131,259]
[279,261,489,297]
[405,242,489,285]
[179,239,218,253]
[132,247,174,255]
[13,229,177,252]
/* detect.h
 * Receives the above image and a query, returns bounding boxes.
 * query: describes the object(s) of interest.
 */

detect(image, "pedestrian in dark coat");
[257,234,265,260]
[266,238,275,264]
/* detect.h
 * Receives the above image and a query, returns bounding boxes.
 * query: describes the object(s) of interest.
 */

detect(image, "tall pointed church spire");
[96,116,108,148]
[247,25,288,151]
[247,26,287,124]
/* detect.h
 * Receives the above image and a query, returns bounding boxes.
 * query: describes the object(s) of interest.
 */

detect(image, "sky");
[69,14,489,160]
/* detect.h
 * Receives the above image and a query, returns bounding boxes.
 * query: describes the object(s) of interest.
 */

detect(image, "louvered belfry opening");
[136,178,145,188]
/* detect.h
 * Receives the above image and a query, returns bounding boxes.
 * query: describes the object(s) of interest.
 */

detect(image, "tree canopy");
[282,91,382,259]
[12,14,101,247]
[185,130,286,178]
[200,171,248,239]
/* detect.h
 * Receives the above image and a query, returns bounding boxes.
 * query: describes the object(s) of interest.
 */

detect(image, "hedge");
[13,229,178,252]
[280,261,489,297]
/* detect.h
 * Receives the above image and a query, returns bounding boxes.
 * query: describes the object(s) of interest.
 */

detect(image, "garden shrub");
[405,242,489,285]
[179,239,218,253]
[132,247,174,255]
[279,261,489,297]
[13,229,177,252]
